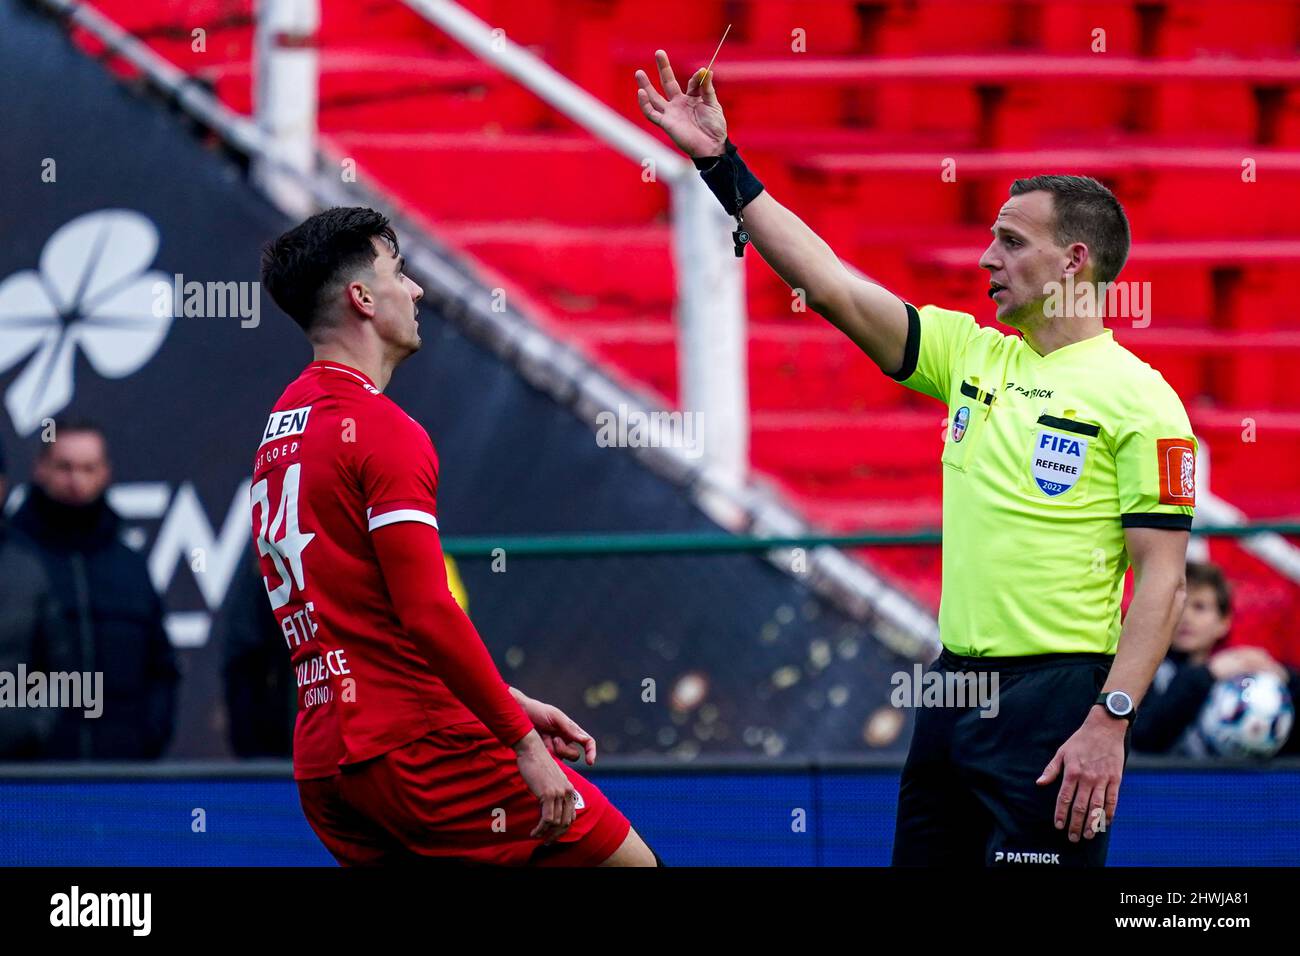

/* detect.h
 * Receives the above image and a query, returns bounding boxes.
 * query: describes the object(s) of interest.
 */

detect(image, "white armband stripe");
[367,508,439,532]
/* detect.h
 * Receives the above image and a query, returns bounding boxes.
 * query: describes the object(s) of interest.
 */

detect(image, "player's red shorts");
[297,721,632,866]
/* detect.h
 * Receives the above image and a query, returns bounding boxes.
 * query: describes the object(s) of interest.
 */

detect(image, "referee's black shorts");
[891,649,1129,867]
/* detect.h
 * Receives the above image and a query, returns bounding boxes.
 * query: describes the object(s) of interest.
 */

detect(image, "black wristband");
[693,139,765,216]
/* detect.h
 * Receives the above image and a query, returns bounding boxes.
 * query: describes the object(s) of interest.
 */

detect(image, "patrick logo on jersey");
[1031,430,1087,497]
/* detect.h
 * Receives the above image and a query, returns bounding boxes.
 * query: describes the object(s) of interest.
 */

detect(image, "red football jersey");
[250,361,485,779]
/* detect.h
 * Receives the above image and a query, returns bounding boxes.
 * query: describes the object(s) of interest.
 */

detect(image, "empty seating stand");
[79,0,1300,660]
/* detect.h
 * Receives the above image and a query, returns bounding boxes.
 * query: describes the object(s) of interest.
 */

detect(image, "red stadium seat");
[75,0,1300,649]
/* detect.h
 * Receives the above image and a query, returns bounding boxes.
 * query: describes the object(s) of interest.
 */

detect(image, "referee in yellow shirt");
[637,53,1195,866]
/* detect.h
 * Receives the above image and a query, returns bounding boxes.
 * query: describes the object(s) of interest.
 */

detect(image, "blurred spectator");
[0,440,63,758]
[219,547,295,758]
[10,420,179,759]
[1134,561,1299,756]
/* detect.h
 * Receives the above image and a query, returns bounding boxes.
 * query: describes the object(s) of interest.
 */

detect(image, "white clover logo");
[0,209,173,435]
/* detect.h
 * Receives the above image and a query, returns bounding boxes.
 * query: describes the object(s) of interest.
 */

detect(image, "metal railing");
[435,522,1300,558]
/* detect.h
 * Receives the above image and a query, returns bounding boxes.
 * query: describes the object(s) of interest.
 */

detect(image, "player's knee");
[600,827,659,867]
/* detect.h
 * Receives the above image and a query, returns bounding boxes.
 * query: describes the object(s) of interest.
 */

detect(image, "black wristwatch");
[1096,690,1136,723]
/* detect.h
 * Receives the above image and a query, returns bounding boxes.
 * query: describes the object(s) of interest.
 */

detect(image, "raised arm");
[635,49,910,374]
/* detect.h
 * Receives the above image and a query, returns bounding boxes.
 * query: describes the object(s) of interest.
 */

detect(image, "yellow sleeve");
[889,304,981,403]
[1114,379,1197,530]
[444,554,470,613]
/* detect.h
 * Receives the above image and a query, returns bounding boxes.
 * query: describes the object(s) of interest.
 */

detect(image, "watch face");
[1107,691,1134,716]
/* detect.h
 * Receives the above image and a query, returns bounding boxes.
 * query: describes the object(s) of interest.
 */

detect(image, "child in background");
[1134,562,1297,756]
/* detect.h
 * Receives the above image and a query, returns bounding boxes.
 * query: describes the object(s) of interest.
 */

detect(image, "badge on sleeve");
[951,406,970,443]
[1157,438,1196,505]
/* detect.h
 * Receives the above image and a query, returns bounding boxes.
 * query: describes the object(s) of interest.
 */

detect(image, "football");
[1197,673,1296,759]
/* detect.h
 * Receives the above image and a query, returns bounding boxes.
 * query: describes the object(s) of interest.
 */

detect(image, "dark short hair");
[1186,561,1232,618]
[1008,175,1131,284]
[260,207,398,333]
[37,418,108,460]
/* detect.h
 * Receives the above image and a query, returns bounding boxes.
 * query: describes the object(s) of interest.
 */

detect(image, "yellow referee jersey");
[891,303,1197,657]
